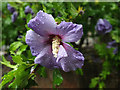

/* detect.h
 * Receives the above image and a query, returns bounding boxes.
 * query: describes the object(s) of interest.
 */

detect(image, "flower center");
[52,36,61,58]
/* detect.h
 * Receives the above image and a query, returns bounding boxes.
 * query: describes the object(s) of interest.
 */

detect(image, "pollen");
[52,36,61,58]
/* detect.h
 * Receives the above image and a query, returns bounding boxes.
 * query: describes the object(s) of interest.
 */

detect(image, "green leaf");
[53,69,63,88]
[4,17,11,25]
[1,56,16,68]
[26,50,34,59]
[37,66,47,78]
[26,14,32,23]
[8,64,30,88]
[69,3,78,18]
[16,45,28,55]
[66,42,74,47]
[10,51,15,55]
[0,70,15,88]
[17,35,25,42]
[25,24,31,30]
[111,30,120,43]
[75,68,83,76]
[12,55,24,64]
[9,41,23,51]
[102,60,111,72]
[89,77,100,88]
[75,48,79,50]
[100,71,110,80]
[8,2,18,9]
[94,43,114,58]
[19,7,25,18]
[55,17,64,24]
[42,4,47,13]
[99,81,105,88]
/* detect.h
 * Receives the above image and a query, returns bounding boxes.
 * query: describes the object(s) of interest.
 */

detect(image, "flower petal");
[11,11,18,22]
[95,19,112,34]
[113,47,118,54]
[34,45,59,69]
[28,10,57,36]
[57,21,83,42]
[24,6,34,15]
[57,43,84,72]
[7,4,16,13]
[56,45,68,62]
[25,30,49,56]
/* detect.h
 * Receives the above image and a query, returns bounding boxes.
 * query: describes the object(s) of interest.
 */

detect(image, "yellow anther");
[69,16,72,19]
[52,36,61,58]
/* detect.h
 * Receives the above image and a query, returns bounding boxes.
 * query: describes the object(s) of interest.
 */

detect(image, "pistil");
[52,36,61,58]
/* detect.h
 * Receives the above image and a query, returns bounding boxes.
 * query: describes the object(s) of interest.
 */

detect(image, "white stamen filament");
[52,36,61,58]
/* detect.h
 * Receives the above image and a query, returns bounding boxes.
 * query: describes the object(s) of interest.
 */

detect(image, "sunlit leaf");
[8,64,30,88]
[12,55,24,64]
[1,56,17,68]
[0,70,15,88]
[16,45,28,55]
[9,41,23,51]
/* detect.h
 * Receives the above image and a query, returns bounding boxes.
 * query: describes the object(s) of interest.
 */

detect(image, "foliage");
[53,69,63,88]
[1,2,120,89]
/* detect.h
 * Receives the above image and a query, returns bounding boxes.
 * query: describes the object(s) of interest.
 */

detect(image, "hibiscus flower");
[26,10,84,72]
[95,19,112,34]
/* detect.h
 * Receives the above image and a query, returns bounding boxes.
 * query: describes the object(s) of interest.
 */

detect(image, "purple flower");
[7,4,18,22]
[26,10,84,72]
[113,47,118,54]
[107,40,118,54]
[11,11,18,22]
[107,40,116,48]
[95,19,112,34]
[7,4,16,13]
[24,6,34,15]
